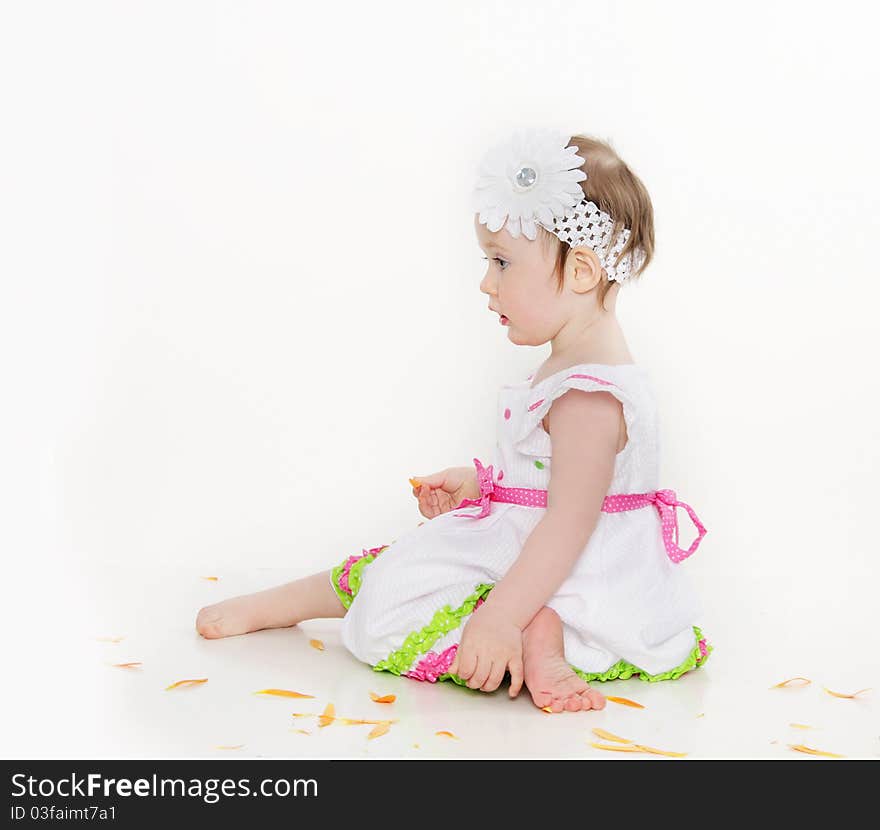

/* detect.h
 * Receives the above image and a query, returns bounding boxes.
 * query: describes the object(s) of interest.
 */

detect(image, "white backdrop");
[2,1,879,757]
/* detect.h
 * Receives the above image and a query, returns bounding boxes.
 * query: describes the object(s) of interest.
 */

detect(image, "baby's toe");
[564,695,583,712]
[576,688,594,710]
[549,697,566,713]
[586,688,606,710]
[196,606,223,638]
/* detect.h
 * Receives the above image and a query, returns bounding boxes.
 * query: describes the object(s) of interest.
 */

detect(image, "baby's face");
[474,215,571,347]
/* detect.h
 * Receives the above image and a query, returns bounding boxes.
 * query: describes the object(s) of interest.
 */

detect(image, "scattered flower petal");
[369,692,396,703]
[770,676,812,689]
[790,723,813,730]
[540,706,553,713]
[310,639,325,651]
[789,743,844,758]
[590,742,643,753]
[254,688,315,699]
[591,728,632,744]
[202,576,219,581]
[823,687,871,699]
[111,662,142,669]
[590,742,686,757]
[633,744,688,758]
[318,703,335,727]
[367,722,391,740]
[435,731,459,739]
[291,712,315,719]
[293,729,311,735]
[165,678,208,691]
[606,696,645,709]
[696,713,705,718]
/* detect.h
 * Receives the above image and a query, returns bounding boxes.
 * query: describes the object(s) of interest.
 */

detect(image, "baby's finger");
[420,486,435,518]
[467,655,491,690]
[482,660,506,693]
[457,647,477,682]
[507,656,524,698]
[448,652,459,677]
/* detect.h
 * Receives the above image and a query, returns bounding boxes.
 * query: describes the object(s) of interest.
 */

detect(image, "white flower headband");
[472,128,646,282]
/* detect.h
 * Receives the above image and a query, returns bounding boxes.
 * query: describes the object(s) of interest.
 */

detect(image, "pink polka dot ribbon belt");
[452,457,707,564]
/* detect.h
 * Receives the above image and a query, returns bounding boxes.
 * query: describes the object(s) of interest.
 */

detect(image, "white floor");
[6,562,879,760]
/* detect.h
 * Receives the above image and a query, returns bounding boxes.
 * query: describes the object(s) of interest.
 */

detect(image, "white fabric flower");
[472,128,587,240]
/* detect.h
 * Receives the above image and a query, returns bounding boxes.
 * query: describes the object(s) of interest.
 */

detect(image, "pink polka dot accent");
[603,489,707,563]
[503,407,511,419]
[452,459,708,564]
[498,470,504,480]
[527,398,545,412]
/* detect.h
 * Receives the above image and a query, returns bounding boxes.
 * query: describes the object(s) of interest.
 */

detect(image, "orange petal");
[317,702,335,727]
[633,743,688,758]
[254,688,315,699]
[789,743,844,758]
[96,636,124,643]
[202,576,219,581]
[770,676,812,689]
[589,742,644,753]
[165,678,208,690]
[215,744,244,750]
[435,730,459,739]
[540,706,553,713]
[823,686,871,699]
[606,695,645,709]
[790,723,813,730]
[369,691,396,703]
[291,712,315,718]
[409,478,421,488]
[111,662,142,669]
[310,639,325,651]
[591,728,632,744]
[367,722,391,740]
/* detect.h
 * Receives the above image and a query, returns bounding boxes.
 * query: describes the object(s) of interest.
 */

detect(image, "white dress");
[331,362,712,686]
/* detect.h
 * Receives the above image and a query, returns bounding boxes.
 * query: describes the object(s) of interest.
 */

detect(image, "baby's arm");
[482,389,621,630]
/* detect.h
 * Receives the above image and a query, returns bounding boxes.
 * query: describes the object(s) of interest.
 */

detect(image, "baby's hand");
[448,602,524,697]
[409,466,480,519]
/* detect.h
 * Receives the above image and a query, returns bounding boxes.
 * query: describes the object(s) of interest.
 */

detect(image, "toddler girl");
[196,128,712,714]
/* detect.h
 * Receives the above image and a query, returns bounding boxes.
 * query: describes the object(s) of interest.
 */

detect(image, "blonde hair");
[540,134,655,311]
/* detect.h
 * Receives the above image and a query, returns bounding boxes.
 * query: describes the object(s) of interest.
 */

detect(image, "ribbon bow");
[649,489,707,564]
[452,457,495,518]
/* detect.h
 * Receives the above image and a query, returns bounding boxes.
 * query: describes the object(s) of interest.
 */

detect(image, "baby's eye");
[481,256,509,271]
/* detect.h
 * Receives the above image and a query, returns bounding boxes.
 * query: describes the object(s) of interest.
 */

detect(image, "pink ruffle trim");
[405,644,459,682]
[337,545,387,596]
[402,597,485,682]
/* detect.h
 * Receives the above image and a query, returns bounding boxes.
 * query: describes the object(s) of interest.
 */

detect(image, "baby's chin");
[504,322,544,347]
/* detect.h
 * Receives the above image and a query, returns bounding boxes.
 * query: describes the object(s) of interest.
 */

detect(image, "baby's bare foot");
[521,607,606,713]
[196,589,297,639]
[196,570,347,639]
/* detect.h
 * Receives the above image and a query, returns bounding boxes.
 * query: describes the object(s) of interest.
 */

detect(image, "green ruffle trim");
[569,625,713,683]
[331,547,388,610]
[341,551,713,687]
[372,583,494,685]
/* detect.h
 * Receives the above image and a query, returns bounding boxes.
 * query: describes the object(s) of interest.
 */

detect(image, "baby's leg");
[521,606,606,713]
[196,569,346,639]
